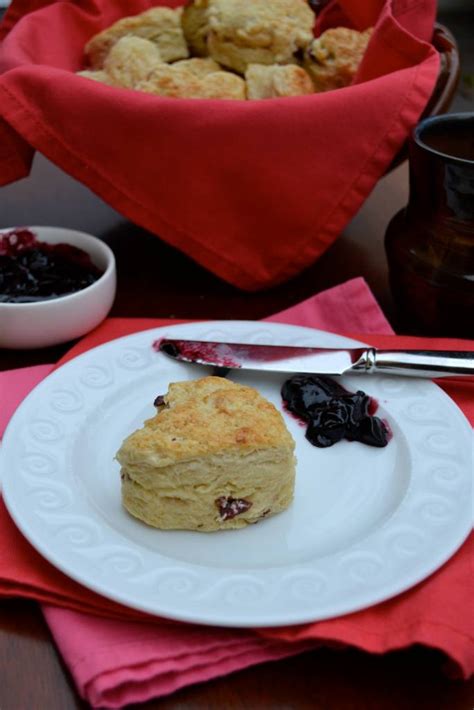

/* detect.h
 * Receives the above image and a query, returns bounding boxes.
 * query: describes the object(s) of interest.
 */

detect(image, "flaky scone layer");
[304,27,372,92]
[121,448,295,531]
[207,0,315,73]
[246,63,314,99]
[85,7,189,69]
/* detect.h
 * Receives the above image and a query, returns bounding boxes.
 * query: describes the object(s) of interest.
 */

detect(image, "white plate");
[2,321,472,627]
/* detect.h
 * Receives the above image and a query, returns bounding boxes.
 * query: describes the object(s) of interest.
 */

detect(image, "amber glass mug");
[385,113,474,338]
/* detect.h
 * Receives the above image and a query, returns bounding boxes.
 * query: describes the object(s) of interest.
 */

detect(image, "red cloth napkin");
[0,0,439,290]
[1,277,473,708]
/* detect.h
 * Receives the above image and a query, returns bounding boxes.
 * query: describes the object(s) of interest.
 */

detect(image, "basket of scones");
[0,1,445,290]
[78,1,372,100]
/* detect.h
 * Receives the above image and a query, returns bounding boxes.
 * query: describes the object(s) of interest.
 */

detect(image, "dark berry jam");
[281,375,390,448]
[0,228,102,304]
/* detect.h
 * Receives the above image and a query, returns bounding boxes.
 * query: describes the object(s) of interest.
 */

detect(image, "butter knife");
[158,339,474,378]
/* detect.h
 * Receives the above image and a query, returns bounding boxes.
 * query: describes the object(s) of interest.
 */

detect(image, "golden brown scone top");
[79,3,373,101]
[172,56,221,77]
[137,64,245,99]
[201,0,315,74]
[103,37,163,89]
[304,27,372,92]
[246,63,314,99]
[85,6,189,69]
[117,376,295,467]
[79,51,245,99]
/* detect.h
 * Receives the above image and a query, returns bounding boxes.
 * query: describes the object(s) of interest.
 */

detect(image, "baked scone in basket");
[78,1,372,99]
[84,6,189,67]
[205,0,315,74]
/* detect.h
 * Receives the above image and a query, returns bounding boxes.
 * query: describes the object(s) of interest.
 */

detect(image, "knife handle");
[352,349,474,378]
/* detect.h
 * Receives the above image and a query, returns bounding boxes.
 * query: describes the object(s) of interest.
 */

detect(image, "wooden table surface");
[1,158,473,709]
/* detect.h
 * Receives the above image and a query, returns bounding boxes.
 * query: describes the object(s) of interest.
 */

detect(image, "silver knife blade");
[158,339,474,378]
[158,338,369,376]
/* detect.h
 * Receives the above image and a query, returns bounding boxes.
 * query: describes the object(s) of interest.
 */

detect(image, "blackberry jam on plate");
[281,374,390,448]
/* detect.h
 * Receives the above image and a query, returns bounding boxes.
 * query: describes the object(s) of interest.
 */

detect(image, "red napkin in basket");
[1,278,473,708]
[0,0,439,289]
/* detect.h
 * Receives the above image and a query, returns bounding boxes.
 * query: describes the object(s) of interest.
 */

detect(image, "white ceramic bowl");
[0,226,116,349]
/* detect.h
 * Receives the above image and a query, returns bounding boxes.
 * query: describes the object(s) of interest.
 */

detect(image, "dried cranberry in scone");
[216,496,252,521]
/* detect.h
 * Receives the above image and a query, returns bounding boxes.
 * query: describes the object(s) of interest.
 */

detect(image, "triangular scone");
[116,376,296,531]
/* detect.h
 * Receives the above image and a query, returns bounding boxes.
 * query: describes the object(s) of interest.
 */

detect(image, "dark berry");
[356,416,389,448]
[281,375,389,449]
[216,496,252,521]
[281,374,347,420]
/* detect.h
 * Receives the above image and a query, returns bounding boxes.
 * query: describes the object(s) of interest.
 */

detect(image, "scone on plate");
[246,63,314,99]
[206,0,315,74]
[303,27,372,92]
[116,377,296,531]
[137,64,246,99]
[85,7,189,69]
